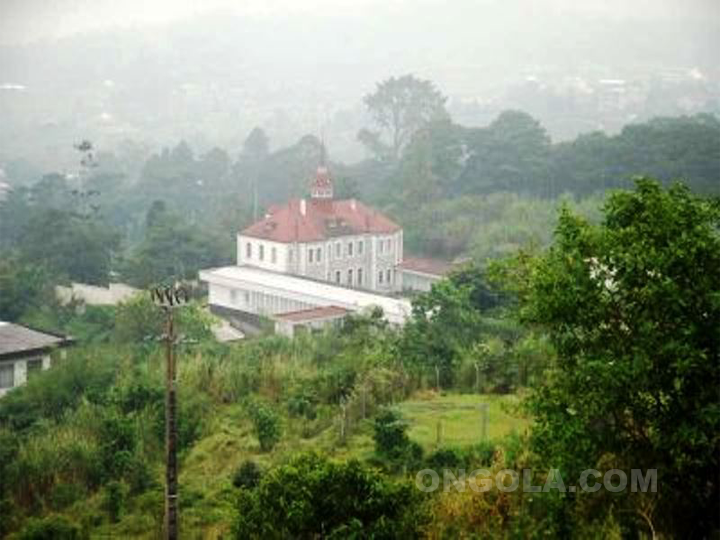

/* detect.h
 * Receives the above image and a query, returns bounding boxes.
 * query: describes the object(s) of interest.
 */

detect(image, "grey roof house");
[0,322,72,398]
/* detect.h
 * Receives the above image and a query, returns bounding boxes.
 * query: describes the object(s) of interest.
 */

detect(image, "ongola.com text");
[415,468,657,493]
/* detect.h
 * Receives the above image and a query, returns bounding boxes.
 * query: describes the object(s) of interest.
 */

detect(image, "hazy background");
[1,0,718,169]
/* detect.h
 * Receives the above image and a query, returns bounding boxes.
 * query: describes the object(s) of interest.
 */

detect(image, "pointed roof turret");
[310,141,333,200]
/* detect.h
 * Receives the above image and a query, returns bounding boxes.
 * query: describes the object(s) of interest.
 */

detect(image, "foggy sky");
[1,0,718,46]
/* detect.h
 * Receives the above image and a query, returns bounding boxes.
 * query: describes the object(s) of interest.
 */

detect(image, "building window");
[27,359,43,380]
[259,244,265,261]
[378,239,383,254]
[288,249,294,264]
[348,241,354,257]
[316,248,322,262]
[246,242,252,259]
[357,268,363,286]
[387,239,393,252]
[387,269,392,284]
[335,270,341,284]
[0,363,14,389]
[244,291,250,304]
[335,242,341,258]
[231,290,239,305]
[309,248,314,263]
[271,247,277,264]
[348,268,353,285]
[378,270,384,284]
[358,240,364,255]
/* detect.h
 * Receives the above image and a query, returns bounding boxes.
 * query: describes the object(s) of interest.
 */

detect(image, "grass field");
[397,392,531,449]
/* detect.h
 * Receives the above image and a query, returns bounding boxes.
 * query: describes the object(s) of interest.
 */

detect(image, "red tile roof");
[274,305,349,322]
[397,256,454,277]
[241,198,401,243]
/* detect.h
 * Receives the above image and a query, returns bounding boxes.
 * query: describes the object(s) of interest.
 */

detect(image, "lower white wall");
[0,354,51,398]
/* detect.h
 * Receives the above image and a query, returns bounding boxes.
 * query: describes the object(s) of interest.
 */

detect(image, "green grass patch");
[397,392,530,449]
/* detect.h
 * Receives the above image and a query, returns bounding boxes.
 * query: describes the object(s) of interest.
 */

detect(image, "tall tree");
[240,127,270,221]
[522,179,720,537]
[361,74,448,161]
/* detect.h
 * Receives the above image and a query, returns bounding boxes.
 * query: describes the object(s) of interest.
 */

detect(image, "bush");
[17,515,84,540]
[245,399,282,452]
[232,453,428,539]
[232,460,262,490]
[286,387,317,420]
[0,348,117,432]
[49,483,85,511]
[426,447,464,469]
[373,408,410,458]
[103,481,125,523]
[98,409,136,480]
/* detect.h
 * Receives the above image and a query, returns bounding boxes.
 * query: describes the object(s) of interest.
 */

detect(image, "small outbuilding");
[0,322,72,398]
[273,305,349,337]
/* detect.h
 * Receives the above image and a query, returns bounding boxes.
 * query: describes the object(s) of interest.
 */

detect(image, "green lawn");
[397,392,531,449]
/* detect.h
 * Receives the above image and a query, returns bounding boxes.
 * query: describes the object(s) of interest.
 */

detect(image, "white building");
[236,165,403,293]
[0,322,71,398]
[202,161,418,331]
[200,160,456,334]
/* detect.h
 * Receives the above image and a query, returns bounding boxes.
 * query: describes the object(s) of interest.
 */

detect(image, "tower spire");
[310,137,333,200]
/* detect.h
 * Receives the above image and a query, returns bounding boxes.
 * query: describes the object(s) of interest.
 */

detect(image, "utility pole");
[151,284,189,540]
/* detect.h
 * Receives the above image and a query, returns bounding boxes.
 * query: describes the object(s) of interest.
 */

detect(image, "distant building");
[55,282,140,307]
[0,322,72,398]
[397,256,455,293]
[200,155,451,333]
[237,164,403,293]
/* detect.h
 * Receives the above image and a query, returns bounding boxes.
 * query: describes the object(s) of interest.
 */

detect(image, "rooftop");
[397,256,455,277]
[241,198,401,243]
[200,265,412,324]
[0,322,69,358]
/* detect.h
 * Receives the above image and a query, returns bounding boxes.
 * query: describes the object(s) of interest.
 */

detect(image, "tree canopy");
[522,178,720,537]
[361,74,448,161]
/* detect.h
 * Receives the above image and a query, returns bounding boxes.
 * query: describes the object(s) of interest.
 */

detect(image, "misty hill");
[1,2,718,169]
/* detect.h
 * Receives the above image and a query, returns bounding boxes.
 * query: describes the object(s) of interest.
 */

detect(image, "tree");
[0,257,47,322]
[123,203,227,287]
[232,452,427,539]
[242,127,269,160]
[240,127,270,221]
[399,278,483,386]
[19,209,119,285]
[459,110,551,196]
[523,179,720,537]
[361,74,448,160]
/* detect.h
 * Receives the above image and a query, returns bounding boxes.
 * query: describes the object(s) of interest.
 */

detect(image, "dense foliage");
[521,179,720,537]
[233,453,427,539]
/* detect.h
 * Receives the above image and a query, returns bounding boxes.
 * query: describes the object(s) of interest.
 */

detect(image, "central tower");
[310,143,333,200]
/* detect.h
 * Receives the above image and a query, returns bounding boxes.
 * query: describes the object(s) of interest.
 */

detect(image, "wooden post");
[479,403,488,442]
[165,309,178,540]
[151,284,188,540]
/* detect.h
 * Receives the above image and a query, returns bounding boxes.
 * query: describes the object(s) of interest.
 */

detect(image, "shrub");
[245,399,281,452]
[373,408,410,458]
[49,483,84,511]
[103,481,125,523]
[232,453,428,539]
[98,409,136,480]
[232,460,262,490]
[426,447,464,469]
[286,387,317,420]
[17,515,84,540]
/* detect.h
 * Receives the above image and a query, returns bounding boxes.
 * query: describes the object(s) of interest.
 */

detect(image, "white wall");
[0,355,51,398]
[237,234,290,273]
